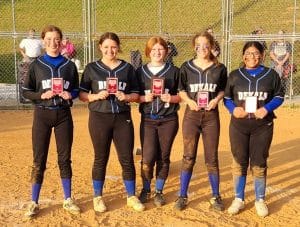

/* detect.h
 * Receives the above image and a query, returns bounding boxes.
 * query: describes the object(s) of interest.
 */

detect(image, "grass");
[0,0,300,94]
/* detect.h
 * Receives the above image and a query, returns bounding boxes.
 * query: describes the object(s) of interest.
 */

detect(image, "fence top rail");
[230,34,300,42]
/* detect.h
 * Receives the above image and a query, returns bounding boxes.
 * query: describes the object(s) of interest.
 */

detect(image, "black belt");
[144,113,177,120]
[36,105,69,110]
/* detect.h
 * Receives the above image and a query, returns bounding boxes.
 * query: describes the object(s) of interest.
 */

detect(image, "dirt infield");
[0,104,299,226]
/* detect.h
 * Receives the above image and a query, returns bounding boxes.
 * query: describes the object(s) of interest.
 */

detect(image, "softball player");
[224,41,284,217]
[174,31,227,211]
[79,32,145,213]
[136,37,180,207]
[22,25,80,218]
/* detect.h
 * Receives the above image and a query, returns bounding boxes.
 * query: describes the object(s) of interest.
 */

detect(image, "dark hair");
[192,31,218,63]
[242,41,264,55]
[98,32,120,46]
[41,25,63,39]
[145,36,168,58]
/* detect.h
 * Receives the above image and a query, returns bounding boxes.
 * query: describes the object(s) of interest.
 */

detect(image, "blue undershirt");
[43,53,65,67]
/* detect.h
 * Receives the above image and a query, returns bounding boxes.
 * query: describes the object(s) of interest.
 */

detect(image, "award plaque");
[151,77,164,96]
[106,77,118,94]
[245,96,257,113]
[197,91,209,108]
[52,78,63,95]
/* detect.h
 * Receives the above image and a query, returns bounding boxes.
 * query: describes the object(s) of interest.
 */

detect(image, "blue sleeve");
[264,97,284,112]
[224,98,236,114]
[71,89,79,99]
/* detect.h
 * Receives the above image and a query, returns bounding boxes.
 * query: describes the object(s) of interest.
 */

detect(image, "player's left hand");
[206,98,218,111]
[254,107,268,119]
[59,91,72,100]
[115,91,126,101]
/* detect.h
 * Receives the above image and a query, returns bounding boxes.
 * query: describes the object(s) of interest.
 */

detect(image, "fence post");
[159,0,162,34]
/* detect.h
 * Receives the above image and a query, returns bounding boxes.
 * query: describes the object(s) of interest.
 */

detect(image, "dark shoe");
[153,190,166,207]
[139,188,151,203]
[209,195,224,211]
[174,196,188,211]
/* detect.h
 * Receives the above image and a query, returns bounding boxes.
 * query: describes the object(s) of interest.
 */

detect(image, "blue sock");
[61,178,71,199]
[254,177,266,201]
[179,171,192,197]
[234,175,246,200]
[208,173,220,197]
[155,178,165,192]
[32,183,42,203]
[142,179,151,192]
[124,180,135,197]
[93,180,104,197]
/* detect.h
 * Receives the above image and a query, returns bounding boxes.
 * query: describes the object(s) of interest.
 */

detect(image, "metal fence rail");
[0,0,299,108]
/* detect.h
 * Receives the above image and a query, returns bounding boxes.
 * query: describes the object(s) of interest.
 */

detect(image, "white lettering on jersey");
[189,83,217,92]
[64,80,70,89]
[98,81,127,91]
[42,79,51,89]
[238,91,268,100]
[118,81,127,91]
[98,81,106,90]
[144,89,151,94]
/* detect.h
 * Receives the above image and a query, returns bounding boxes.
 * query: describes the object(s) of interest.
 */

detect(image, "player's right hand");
[97,90,109,100]
[41,90,54,99]
[233,107,248,118]
[187,99,199,111]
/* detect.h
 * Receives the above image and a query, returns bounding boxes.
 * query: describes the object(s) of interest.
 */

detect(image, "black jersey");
[179,60,227,101]
[224,66,284,118]
[22,56,79,107]
[136,63,180,116]
[80,60,139,113]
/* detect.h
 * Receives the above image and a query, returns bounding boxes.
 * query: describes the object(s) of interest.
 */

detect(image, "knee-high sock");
[124,180,135,197]
[32,183,42,203]
[93,180,104,197]
[155,178,165,192]
[208,173,220,197]
[233,175,246,200]
[142,179,151,192]
[61,178,71,199]
[254,177,266,201]
[179,171,192,197]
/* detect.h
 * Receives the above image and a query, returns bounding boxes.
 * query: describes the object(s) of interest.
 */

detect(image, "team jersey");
[22,56,79,108]
[224,66,284,119]
[136,63,180,116]
[179,60,227,102]
[79,60,139,113]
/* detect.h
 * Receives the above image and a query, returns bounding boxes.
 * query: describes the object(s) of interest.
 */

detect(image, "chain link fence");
[229,0,300,97]
[0,0,299,108]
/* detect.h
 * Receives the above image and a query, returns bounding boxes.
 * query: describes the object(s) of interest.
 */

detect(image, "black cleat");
[174,196,188,211]
[153,190,166,207]
[139,188,151,203]
[209,195,224,211]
